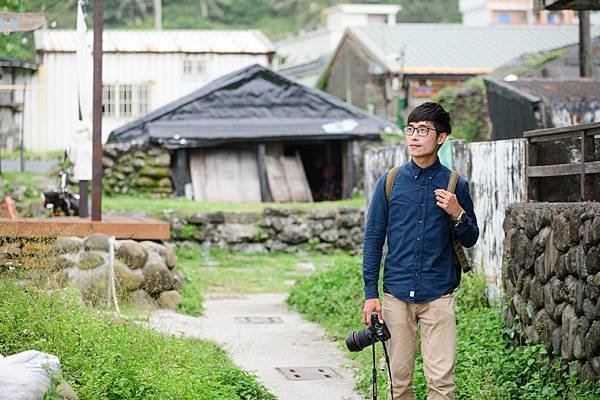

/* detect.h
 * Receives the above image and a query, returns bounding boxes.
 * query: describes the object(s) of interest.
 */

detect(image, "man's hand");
[434,189,463,219]
[362,298,382,327]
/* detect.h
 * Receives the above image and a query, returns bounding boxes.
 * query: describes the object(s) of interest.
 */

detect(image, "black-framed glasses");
[403,126,437,137]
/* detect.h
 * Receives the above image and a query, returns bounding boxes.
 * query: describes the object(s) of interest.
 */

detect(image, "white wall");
[26,52,270,152]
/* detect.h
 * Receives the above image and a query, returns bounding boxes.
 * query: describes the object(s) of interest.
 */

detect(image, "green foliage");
[434,76,487,142]
[0,282,275,399]
[287,260,599,399]
[397,0,462,23]
[514,49,565,77]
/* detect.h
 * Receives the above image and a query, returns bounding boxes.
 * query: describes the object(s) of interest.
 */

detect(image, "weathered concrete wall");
[103,143,172,196]
[364,139,528,296]
[503,203,600,382]
[169,207,364,254]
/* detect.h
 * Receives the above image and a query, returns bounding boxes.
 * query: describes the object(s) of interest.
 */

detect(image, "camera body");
[345,313,391,352]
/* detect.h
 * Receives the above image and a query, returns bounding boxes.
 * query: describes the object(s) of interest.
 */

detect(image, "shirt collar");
[408,157,441,178]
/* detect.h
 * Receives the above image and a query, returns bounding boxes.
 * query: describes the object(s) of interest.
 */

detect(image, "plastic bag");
[0,350,61,400]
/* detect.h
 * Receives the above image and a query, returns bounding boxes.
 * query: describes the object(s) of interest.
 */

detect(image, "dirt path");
[148,293,364,400]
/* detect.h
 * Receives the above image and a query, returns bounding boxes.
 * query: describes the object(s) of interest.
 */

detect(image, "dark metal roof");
[0,57,38,70]
[109,64,396,148]
[510,79,600,101]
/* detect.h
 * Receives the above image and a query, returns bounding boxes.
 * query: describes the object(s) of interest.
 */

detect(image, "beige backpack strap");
[447,170,459,193]
[385,167,399,205]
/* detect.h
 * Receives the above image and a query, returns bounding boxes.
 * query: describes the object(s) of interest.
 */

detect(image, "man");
[362,102,479,400]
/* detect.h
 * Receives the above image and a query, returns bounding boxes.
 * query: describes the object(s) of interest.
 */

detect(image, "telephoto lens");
[345,326,375,352]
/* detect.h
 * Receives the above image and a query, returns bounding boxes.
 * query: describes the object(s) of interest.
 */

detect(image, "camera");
[345,313,391,352]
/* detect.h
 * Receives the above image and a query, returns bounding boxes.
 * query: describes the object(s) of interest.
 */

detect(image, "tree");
[272,0,333,29]
[198,0,232,20]
[396,0,461,23]
[116,0,150,21]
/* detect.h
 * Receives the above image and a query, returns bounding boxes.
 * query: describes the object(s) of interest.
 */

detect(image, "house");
[0,57,37,152]
[318,24,599,125]
[459,0,576,26]
[485,36,600,140]
[25,29,275,152]
[108,64,396,203]
[276,3,400,87]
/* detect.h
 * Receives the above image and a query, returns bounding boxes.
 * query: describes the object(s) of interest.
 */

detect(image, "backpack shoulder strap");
[447,170,459,194]
[385,167,399,205]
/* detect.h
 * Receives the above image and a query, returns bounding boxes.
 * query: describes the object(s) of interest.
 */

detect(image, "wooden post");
[526,140,537,202]
[579,10,593,78]
[582,129,595,201]
[154,0,162,30]
[79,181,89,217]
[342,140,355,199]
[91,0,103,221]
[257,143,272,202]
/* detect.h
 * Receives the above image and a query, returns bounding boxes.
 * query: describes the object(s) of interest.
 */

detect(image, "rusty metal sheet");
[0,13,45,34]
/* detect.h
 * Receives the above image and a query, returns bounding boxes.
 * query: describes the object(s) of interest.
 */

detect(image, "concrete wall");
[364,138,528,296]
[503,203,600,382]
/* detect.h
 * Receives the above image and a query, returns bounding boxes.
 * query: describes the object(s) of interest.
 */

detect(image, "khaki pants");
[382,292,456,400]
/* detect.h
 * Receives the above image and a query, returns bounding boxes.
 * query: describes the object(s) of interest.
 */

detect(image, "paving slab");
[148,293,364,400]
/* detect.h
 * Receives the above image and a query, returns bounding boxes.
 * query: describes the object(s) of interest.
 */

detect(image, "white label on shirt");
[409,290,415,297]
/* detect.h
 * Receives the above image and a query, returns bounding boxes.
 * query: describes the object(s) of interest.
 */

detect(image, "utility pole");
[154,0,162,30]
[579,10,592,78]
[92,0,104,221]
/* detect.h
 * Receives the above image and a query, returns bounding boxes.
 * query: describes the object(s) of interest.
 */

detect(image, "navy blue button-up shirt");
[362,158,479,304]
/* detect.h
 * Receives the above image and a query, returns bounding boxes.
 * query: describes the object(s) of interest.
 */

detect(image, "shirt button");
[418,220,422,224]
[421,186,424,189]
[416,237,420,241]
[414,175,417,179]
[429,176,432,180]
[415,272,420,277]
[420,203,424,207]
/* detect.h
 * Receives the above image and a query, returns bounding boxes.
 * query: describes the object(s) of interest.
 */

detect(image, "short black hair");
[407,102,451,135]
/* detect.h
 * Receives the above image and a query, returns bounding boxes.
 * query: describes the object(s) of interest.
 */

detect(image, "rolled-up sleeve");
[452,179,479,248]
[362,174,389,299]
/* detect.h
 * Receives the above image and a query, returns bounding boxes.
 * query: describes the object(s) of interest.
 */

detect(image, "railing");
[524,122,600,201]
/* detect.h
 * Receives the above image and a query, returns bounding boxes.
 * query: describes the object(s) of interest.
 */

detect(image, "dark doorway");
[283,140,343,201]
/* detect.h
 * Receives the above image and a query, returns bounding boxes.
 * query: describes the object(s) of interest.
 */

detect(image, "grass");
[0,149,64,160]
[176,247,357,316]
[286,258,600,400]
[0,282,275,400]
[103,194,365,218]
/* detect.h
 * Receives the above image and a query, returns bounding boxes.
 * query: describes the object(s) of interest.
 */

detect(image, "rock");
[585,275,599,301]
[553,302,566,324]
[591,356,600,374]
[206,211,226,224]
[153,153,170,167]
[316,242,334,254]
[66,266,108,305]
[172,270,184,289]
[21,242,52,257]
[575,280,586,316]
[564,247,578,277]
[0,242,21,260]
[305,209,337,220]
[158,290,181,310]
[555,254,568,280]
[127,289,159,312]
[585,321,600,357]
[231,243,267,254]
[526,325,540,344]
[561,304,577,360]
[543,282,556,317]
[311,222,325,236]
[595,272,600,288]
[533,309,556,350]
[163,244,177,268]
[534,227,551,255]
[49,255,78,270]
[143,260,175,295]
[513,294,528,325]
[114,261,144,291]
[521,274,532,300]
[320,229,339,243]
[221,223,258,244]
[529,277,544,308]
[573,316,591,359]
[56,382,78,400]
[102,156,114,168]
[224,212,259,224]
[279,224,311,244]
[187,213,208,225]
[549,277,565,303]
[552,327,562,355]
[553,214,577,251]
[543,231,560,281]
[563,275,578,304]
[83,233,110,252]
[339,212,362,228]
[583,298,599,322]
[51,270,71,289]
[576,244,589,279]
[534,254,547,284]
[271,218,284,232]
[264,208,293,218]
[79,251,105,270]
[53,237,82,255]
[350,226,363,243]
[586,247,600,275]
[514,230,528,268]
[323,219,335,229]
[580,362,597,383]
[525,212,539,239]
[116,241,148,269]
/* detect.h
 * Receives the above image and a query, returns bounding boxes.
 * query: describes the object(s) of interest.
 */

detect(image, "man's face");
[406,120,448,158]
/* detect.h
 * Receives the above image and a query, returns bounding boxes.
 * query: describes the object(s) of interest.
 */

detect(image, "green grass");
[103,194,365,218]
[0,149,63,160]
[0,282,275,400]
[176,247,357,316]
[287,259,600,399]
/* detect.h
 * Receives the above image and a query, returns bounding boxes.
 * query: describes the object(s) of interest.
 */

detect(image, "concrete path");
[148,293,364,400]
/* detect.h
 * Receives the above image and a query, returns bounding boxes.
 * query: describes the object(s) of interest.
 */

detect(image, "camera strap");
[371,340,394,400]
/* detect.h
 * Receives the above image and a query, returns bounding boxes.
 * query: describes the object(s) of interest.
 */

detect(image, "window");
[102,83,151,118]
[183,56,207,79]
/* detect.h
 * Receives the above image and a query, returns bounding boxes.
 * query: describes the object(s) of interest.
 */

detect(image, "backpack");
[385,167,472,273]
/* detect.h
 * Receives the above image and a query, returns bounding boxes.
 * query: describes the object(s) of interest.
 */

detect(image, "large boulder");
[158,290,182,310]
[53,237,82,255]
[114,261,144,292]
[127,289,159,312]
[279,224,311,244]
[79,251,105,270]
[143,259,175,295]
[220,223,259,244]
[116,241,148,269]
[84,233,110,252]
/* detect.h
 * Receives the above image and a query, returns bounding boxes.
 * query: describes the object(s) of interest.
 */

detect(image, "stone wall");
[503,203,600,382]
[103,143,172,196]
[0,234,182,311]
[170,207,364,254]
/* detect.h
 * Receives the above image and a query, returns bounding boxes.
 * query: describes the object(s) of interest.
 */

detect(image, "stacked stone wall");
[503,203,600,381]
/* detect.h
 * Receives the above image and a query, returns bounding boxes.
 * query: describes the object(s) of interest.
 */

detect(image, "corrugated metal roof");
[34,29,275,54]
[510,78,600,101]
[347,24,600,74]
